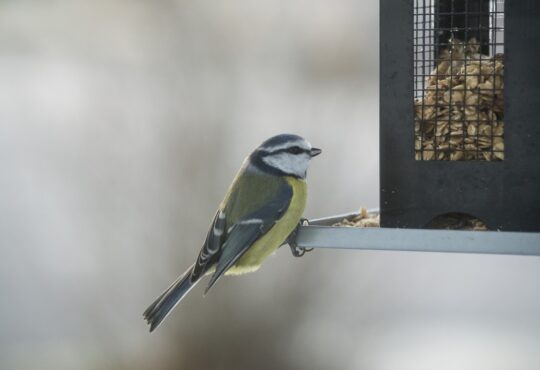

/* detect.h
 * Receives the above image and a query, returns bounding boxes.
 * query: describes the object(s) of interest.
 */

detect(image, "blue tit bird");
[143,134,321,332]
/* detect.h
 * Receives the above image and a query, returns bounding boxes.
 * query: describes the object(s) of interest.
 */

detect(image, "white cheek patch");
[262,152,310,178]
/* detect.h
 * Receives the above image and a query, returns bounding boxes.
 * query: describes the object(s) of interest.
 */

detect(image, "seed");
[465,75,480,89]
[436,122,449,136]
[423,150,435,160]
[465,91,479,105]
[478,80,494,93]
[478,124,492,136]
[449,136,462,146]
[467,123,477,136]
[478,136,491,148]
[493,123,504,136]
[493,137,504,150]
[482,152,493,161]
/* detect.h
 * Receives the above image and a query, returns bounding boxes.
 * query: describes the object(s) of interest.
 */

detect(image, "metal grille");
[414,0,504,161]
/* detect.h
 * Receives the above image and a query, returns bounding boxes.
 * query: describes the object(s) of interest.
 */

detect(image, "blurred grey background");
[1,1,539,369]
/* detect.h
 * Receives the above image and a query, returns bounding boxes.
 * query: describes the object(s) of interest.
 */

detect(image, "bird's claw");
[290,245,313,257]
[287,218,313,258]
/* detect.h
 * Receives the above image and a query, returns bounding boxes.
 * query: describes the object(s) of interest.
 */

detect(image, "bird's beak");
[310,147,322,157]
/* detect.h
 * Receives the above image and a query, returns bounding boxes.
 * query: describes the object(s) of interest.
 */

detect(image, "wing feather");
[191,210,226,281]
[204,183,293,293]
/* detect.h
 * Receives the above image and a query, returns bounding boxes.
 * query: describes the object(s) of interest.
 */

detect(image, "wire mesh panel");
[414,0,504,161]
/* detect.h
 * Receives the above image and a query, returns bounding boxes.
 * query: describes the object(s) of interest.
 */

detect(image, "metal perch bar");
[307,210,375,226]
[295,211,540,256]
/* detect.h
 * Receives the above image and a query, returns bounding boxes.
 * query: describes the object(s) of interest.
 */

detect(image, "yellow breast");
[225,176,307,275]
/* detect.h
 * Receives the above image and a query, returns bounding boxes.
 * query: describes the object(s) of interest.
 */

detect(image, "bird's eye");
[288,146,304,155]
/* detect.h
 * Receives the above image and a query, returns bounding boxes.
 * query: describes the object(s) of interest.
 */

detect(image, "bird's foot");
[287,218,313,257]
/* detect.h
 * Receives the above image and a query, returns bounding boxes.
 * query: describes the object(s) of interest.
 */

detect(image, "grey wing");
[204,186,293,294]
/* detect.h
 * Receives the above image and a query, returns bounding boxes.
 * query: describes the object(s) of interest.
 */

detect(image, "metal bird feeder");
[381,0,540,231]
[294,0,540,255]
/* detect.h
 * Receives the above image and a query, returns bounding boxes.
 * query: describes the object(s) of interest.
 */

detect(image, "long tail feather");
[143,264,197,332]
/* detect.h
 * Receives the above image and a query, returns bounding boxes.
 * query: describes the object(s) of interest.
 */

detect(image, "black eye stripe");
[288,146,304,154]
[262,147,308,155]
[258,146,310,156]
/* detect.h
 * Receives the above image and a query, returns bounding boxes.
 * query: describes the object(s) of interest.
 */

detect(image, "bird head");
[249,134,321,179]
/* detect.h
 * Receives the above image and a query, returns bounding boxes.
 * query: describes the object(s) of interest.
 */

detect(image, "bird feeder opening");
[425,212,488,230]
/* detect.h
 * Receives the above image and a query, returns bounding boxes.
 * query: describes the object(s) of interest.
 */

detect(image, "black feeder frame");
[294,0,540,256]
